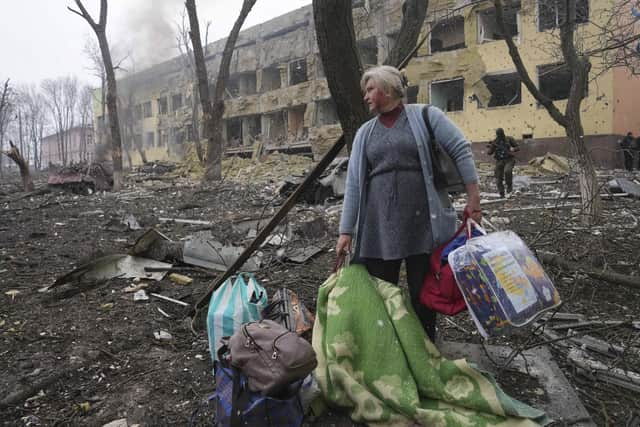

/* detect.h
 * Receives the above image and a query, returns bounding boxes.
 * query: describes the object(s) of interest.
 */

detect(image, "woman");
[336,65,482,341]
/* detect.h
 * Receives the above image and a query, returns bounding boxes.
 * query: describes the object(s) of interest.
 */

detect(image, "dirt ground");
[1,160,639,426]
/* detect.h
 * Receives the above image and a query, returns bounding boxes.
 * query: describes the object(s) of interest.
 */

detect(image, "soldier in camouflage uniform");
[487,128,519,198]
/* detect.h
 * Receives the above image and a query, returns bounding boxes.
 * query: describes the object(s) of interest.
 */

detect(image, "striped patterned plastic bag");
[207,273,267,361]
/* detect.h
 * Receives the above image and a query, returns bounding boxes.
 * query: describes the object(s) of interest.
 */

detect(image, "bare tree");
[41,76,78,166]
[0,78,15,176]
[78,85,94,162]
[21,85,47,170]
[84,37,107,148]
[494,0,640,224]
[69,0,124,191]
[176,6,210,163]
[185,0,257,182]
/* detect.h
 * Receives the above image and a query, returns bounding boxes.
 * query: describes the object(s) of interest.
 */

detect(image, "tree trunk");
[191,82,204,163]
[313,0,370,150]
[4,141,34,192]
[99,32,123,190]
[69,0,122,190]
[566,113,601,224]
[383,0,428,67]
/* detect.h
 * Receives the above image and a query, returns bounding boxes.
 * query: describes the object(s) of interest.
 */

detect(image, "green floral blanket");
[312,264,549,427]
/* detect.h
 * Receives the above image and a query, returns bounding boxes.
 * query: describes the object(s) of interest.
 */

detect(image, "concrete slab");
[439,341,595,427]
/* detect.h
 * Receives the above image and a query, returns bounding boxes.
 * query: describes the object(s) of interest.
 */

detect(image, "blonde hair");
[360,65,406,100]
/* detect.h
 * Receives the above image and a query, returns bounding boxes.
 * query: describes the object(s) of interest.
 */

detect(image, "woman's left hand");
[464,183,482,223]
[464,201,482,223]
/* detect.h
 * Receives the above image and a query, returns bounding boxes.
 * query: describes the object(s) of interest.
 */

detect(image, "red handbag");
[419,218,470,316]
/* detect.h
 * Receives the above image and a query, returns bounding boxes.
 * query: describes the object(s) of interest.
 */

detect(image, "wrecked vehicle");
[47,161,114,193]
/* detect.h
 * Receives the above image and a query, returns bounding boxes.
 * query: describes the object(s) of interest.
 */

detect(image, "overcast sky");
[0,0,311,87]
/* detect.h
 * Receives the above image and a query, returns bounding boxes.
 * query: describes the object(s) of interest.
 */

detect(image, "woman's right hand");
[336,234,352,259]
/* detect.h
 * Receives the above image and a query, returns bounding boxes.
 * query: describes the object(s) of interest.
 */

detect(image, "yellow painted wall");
[612,67,640,135]
[405,0,617,143]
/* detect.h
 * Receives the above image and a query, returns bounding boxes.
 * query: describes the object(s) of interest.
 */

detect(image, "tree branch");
[494,0,567,127]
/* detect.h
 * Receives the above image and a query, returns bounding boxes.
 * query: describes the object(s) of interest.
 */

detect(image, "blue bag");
[211,360,304,427]
[207,273,267,361]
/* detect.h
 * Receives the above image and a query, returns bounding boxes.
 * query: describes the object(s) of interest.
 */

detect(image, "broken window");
[172,94,183,111]
[538,63,586,100]
[172,128,184,145]
[406,86,419,104]
[430,16,466,53]
[430,78,464,112]
[261,67,282,92]
[158,97,168,115]
[146,132,155,147]
[315,99,339,126]
[357,36,378,67]
[478,3,520,42]
[289,59,308,85]
[287,105,307,141]
[226,77,239,99]
[242,115,262,146]
[386,31,400,56]
[226,118,242,147]
[237,72,257,96]
[143,101,152,118]
[538,0,589,31]
[263,111,287,143]
[482,72,521,107]
[159,130,169,147]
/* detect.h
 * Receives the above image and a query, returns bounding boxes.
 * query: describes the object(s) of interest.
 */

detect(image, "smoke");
[119,0,183,70]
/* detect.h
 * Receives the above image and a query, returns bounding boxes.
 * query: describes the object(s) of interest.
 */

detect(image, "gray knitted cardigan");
[339,104,478,257]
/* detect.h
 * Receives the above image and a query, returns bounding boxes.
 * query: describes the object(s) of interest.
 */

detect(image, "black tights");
[363,254,437,341]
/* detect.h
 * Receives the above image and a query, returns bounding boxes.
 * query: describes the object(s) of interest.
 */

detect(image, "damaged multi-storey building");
[96,0,640,168]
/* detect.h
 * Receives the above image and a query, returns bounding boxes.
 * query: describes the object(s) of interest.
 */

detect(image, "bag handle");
[333,250,350,272]
[430,218,467,275]
[430,210,490,275]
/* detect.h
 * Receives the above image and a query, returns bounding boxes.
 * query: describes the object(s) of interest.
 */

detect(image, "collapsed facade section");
[93,0,640,169]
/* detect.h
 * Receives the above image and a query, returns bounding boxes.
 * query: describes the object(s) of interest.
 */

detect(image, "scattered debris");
[609,177,640,199]
[568,348,640,393]
[45,255,172,290]
[149,293,190,307]
[168,273,193,285]
[539,251,640,290]
[282,245,323,263]
[158,217,213,226]
[123,283,148,293]
[4,290,20,301]
[129,229,182,262]
[153,330,173,341]
[133,290,149,302]
[528,153,571,175]
[183,231,260,272]
[102,418,129,427]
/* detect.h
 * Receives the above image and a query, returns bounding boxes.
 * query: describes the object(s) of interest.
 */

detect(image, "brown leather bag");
[229,319,317,395]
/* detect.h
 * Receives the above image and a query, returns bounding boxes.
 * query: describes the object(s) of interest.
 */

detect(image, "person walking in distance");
[620,132,635,171]
[487,128,518,198]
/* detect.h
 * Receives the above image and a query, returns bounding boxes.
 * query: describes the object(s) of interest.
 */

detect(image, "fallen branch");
[538,251,640,290]
[568,348,640,393]
[2,141,35,192]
